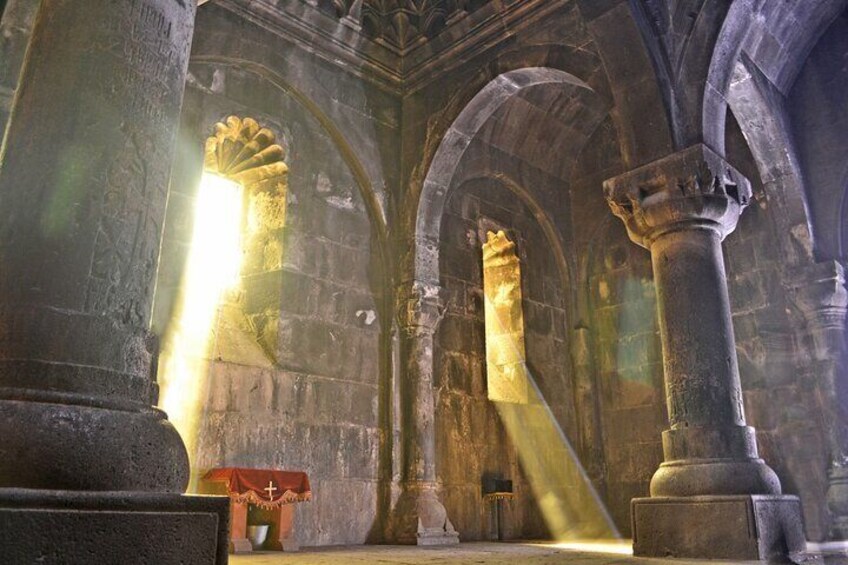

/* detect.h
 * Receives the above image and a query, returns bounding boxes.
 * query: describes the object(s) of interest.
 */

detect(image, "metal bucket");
[247,524,270,549]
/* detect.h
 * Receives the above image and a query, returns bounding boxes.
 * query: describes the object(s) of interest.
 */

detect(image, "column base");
[386,485,459,546]
[0,488,229,564]
[832,519,848,542]
[632,495,806,560]
[650,456,782,497]
[0,397,190,492]
[807,540,848,561]
[828,467,848,540]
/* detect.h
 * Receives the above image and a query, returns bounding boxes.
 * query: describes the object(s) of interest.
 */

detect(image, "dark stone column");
[0,1,228,561]
[387,280,459,545]
[604,144,805,560]
[791,263,848,541]
[0,0,192,493]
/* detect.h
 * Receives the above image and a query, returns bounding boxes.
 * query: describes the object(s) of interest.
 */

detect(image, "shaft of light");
[485,289,619,541]
[158,173,244,488]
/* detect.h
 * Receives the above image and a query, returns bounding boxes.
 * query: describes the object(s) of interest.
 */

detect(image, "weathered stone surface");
[152,16,392,543]
[1,0,846,556]
[789,11,848,262]
[387,280,459,545]
[434,175,578,542]
[0,489,229,565]
[0,0,197,491]
[631,495,806,560]
[604,145,780,497]
[0,2,238,563]
[604,145,806,557]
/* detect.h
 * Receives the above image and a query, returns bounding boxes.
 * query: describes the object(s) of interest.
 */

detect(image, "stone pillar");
[387,280,459,545]
[791,262,848,540]
[604,144,805,560]
[0,1,228,561]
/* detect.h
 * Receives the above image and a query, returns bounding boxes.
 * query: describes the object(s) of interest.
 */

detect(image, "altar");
[200,467,311,554]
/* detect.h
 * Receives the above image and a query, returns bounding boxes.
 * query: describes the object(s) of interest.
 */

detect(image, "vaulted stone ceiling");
[315,0,491,52]
[208,0,556,92]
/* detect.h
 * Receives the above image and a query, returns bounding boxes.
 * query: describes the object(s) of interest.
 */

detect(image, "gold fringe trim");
[229,489,312,509]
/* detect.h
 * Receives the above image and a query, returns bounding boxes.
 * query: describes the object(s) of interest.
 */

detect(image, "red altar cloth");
[203,467,311,509]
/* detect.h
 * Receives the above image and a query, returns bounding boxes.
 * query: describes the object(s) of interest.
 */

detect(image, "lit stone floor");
[229,541,768,564]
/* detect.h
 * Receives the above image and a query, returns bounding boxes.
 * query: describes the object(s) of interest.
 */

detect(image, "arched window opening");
[158,116,288,481]
[481,228,617,539]
[482,229,529,404]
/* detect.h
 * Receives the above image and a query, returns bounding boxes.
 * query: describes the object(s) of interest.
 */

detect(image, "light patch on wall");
[483,231,619,541]
[483,230,529,404]
[325,195,356,210]
[356,309,377,326]
[158,172,244,485]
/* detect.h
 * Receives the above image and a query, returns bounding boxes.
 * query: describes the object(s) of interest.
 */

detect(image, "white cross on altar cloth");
[265,481,278,501]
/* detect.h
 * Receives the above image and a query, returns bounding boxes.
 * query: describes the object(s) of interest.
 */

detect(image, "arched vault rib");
[410,67,609,288]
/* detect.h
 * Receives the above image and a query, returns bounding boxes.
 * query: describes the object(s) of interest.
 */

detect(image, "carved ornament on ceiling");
[312,0,492,52]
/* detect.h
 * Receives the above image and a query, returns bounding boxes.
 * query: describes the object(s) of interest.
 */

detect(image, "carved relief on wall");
[482,230,529,404]
[345,0,492,51]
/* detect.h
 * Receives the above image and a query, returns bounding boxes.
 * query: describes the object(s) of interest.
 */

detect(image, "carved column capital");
[790,262,848,329]
[395,280,446,336]
[604,144,752,249]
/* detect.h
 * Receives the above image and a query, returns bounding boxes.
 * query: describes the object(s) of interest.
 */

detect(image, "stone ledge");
[0,489,230,564]
[632,495,806,560]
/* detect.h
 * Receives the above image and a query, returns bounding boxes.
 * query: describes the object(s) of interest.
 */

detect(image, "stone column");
[388,280,459,545]
[0,1,228,561]
[604,144,805,560]
[791,262,848,540]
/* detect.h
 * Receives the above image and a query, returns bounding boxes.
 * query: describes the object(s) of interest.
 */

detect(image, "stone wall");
[789,10,848,260]
[152,5,397,547]
[571,115,664,534]
[397,2,611,541]
[436,173,575,541]
[725,112,831,540]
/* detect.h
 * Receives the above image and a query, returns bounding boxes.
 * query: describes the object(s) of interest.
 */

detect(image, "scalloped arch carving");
[204,116,288,188]
[200,116,290,364]
[204,116,289,237]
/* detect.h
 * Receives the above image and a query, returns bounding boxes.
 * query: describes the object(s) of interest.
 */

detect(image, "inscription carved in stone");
[83,0,193,324]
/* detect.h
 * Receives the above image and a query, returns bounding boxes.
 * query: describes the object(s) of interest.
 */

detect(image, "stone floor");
[229,541,763,564]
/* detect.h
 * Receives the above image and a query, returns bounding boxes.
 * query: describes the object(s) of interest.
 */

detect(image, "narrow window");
[482,230,529,404]
[158,116,288,476]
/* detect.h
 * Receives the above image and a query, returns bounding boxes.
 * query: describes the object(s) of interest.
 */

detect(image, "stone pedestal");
[829,468,848,540]
[632,495,806,560]
[0,0,227,560]
[0,489,230,565]
[605,145,805,560]
[387,281,459,545]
